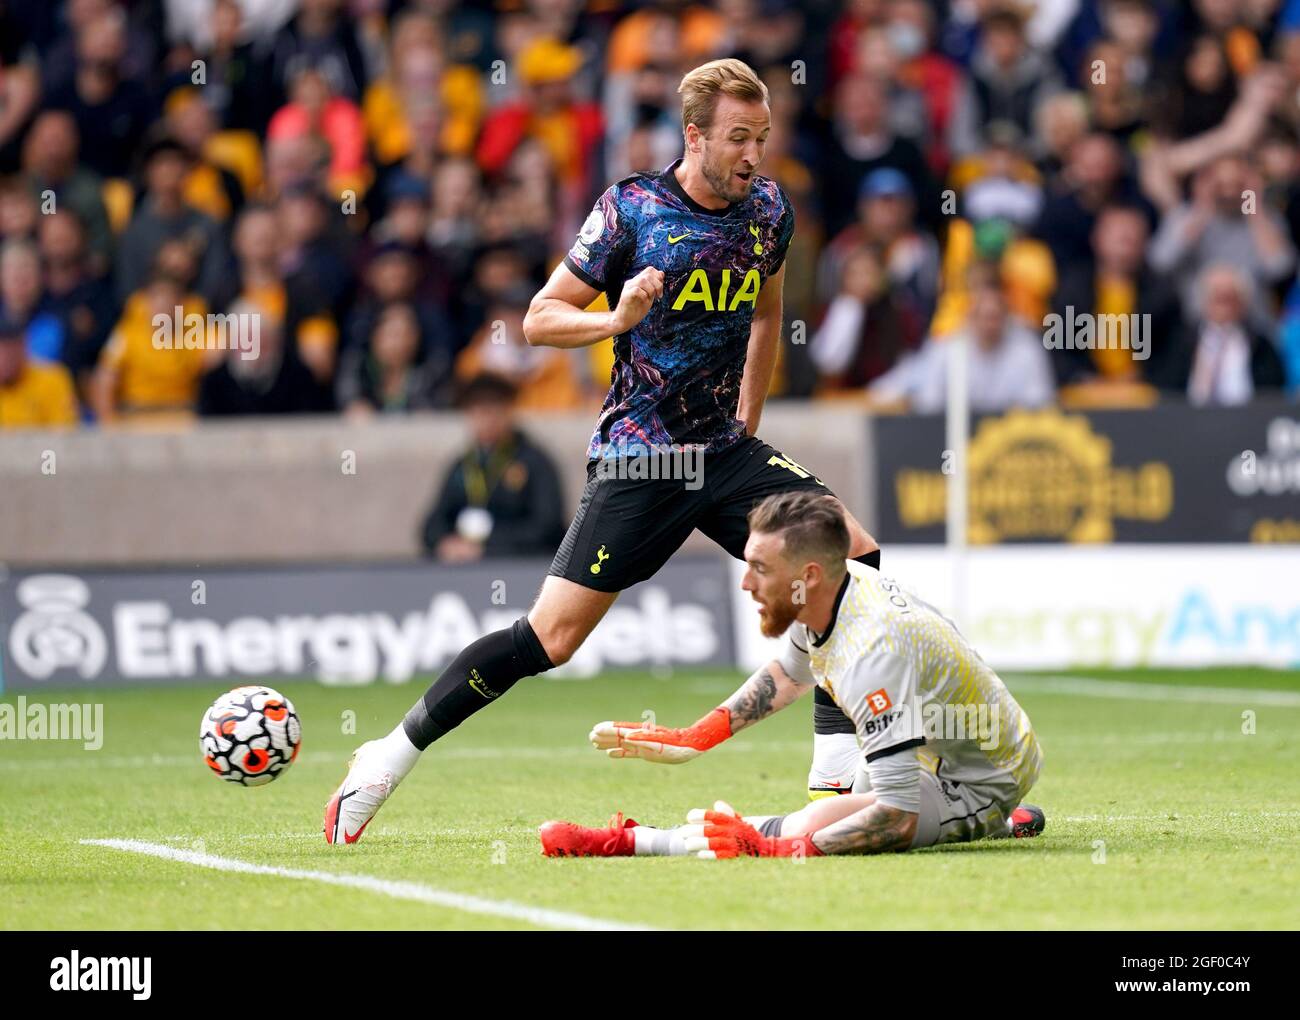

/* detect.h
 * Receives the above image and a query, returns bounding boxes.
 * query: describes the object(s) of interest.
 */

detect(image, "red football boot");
[1009,804,1046,838]
[539,813,638,857]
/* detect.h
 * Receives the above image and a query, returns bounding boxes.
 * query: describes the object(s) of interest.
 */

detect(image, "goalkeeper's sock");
[631,816,783,856]
[631,825,692,856]
[401,617,554,750]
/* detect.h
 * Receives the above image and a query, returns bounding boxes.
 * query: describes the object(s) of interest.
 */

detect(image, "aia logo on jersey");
[865,688,892,716]
[670,268,762,312]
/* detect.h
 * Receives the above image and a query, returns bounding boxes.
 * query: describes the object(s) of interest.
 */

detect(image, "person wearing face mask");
[886,0,963,177]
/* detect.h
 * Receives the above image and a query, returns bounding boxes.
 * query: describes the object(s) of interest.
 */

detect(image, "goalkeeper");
[539,491,1046,858]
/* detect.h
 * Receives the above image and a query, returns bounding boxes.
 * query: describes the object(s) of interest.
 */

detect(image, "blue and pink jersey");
[563,158,794,459]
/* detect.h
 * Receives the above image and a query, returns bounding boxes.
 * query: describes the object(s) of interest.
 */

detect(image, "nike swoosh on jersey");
[667,232,691,243]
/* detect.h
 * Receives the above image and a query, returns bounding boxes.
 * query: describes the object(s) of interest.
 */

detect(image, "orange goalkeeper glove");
[682,805,825,859]
[589,707,733,764]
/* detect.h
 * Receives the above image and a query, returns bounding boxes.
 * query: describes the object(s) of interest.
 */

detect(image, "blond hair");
[677,59,769,136]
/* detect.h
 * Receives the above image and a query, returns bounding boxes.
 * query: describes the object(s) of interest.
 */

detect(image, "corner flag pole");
[945,332,969,628]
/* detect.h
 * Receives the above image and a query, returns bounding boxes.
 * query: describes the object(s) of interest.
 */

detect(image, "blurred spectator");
[1150,262,1285,403]
[0,315,78,428]
[37,210,117,391]
[115,135,232,307]
[45,5,154,179]
[0,238,64,363]
[428,157,484,288]
[849,23,931,147]
[948,6,1064,158]
[0,171,40,242]
[268,66,368,196]
[41,0,157,98]
[20,110,113,274]
[420,372,566,561]
[868,267,1056,413]
[337,300,451,416]
[91,266,209,421]
[819,167,941,327]
[456,240,539,345]
[953,121,1044,230]
[1037,132,1144,277]
[1051,203,1183,387]
[455,289,586,410]
[165,87,253,225]
[818,71,938,237]
[363,10,484,167]
[225,203,336,401]
[277,184,354,320]
[364,171,450,308]
[1149,152,1295,328]
[198,298,325,416]
[887,0,964,177]
[602,11,682,182]
[0,3,40,174]
[811,244,924,389]
[181,0,274,134]
[1158,34,1240,139]
[476,37,604,210]
[1033,91,1090,178]
[265,0,369,108]
[1083,38,1147,145]
[345,239,457,367]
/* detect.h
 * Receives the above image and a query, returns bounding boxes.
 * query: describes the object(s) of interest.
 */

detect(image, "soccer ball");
[200,685,301,786]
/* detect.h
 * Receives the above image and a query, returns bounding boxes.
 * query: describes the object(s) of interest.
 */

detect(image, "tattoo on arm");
[721,660,810,734]
[726,667,779,728]
[810,802,918,856]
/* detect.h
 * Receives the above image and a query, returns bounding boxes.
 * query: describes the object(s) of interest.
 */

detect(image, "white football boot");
[323,741,396,845]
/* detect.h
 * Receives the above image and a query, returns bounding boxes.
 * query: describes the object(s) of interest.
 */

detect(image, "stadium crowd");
[2,0,1300,429]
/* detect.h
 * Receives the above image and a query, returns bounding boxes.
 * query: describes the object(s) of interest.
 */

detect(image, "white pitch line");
[1056,811,1300,823]
[1007,674,1300,707]
[80,838,655,932]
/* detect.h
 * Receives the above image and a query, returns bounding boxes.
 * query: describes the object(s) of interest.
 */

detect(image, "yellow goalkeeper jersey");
[794,559,1042,796]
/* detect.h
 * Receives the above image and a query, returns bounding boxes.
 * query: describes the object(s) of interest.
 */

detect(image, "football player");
[540,492,1046,858]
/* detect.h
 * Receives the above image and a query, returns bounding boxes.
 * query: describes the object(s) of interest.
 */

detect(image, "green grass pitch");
[1,667,1297,930]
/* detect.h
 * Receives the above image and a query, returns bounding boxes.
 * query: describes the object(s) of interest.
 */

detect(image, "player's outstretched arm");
[589,659,809,764]
[523,262,663,350]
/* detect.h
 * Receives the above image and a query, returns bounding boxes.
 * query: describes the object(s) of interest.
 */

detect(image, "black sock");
[854,548,881,569]
[401,617,554,750]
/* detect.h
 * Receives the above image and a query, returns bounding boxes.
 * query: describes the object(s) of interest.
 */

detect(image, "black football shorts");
[548,436,837,593]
